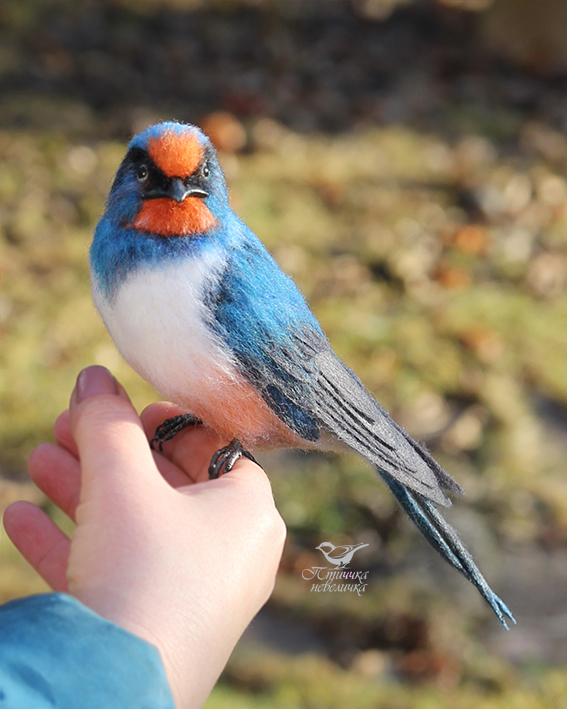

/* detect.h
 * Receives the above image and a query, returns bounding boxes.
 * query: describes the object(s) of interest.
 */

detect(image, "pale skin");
[3,365,287,709]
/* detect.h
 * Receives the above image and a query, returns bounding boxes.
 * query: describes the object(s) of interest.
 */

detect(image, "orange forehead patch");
[147,130,204,178]
[133,198,216,237]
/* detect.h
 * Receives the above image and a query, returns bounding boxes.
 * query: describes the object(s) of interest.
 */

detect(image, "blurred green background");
[2,0,567,706]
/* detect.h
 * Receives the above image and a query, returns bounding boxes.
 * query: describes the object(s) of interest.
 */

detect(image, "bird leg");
[151,414,203,452]
[208,438,258,479]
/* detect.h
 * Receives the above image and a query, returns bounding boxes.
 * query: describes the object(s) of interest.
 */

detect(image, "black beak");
[144,176,208,202]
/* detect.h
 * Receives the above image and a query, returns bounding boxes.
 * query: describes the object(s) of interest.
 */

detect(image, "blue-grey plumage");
[90,121,515,628]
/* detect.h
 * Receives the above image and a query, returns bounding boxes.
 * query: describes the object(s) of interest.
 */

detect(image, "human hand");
[3,366,286,708]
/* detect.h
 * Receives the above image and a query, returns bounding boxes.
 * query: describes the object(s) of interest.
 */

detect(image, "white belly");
[92,254,238,411]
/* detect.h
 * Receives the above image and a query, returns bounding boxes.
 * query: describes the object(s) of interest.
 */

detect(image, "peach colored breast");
[179,364,310,451]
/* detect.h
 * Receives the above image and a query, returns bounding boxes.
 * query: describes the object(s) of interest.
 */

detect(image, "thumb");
[69,366,159,503]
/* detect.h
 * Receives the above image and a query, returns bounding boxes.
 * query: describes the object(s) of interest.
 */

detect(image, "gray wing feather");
[235,326,462,507]
[311,350,463,506]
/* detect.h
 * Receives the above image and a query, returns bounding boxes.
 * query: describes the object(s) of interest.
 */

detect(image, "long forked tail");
[378,470,516,629]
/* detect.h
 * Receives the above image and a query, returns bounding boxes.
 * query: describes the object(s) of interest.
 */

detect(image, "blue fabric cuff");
[0,593,175,709]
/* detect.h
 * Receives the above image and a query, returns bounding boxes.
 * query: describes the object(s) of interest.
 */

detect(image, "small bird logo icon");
[90,121,514,628]
[315,542,369,569]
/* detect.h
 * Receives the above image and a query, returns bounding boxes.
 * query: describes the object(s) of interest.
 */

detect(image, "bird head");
[105,121,228,238]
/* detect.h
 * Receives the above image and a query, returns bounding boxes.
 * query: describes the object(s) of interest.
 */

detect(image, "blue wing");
[206,226,513,627]
[208,227,459,505]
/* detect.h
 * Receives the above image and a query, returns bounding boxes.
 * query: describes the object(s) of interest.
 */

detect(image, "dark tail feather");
[378,470,516,629]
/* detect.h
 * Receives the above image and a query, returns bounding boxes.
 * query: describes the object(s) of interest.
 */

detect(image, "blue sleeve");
[0,593,175,709]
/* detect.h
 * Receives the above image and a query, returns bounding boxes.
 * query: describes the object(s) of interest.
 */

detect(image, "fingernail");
[73,366,118,404]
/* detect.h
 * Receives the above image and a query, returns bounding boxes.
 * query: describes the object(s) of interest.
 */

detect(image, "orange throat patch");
[133,197,216,237]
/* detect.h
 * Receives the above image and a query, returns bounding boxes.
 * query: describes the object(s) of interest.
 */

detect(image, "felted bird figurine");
[315,542,369,569]
[90,121,515,628]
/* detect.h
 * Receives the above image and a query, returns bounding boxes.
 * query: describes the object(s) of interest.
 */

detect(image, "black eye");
[137,165,148,182]
[202,163,210,179]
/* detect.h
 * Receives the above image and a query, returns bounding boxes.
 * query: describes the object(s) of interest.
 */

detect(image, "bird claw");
[208,438,258,479]
[150,414,202,451]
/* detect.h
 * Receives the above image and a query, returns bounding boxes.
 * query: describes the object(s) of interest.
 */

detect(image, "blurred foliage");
[205,647,567,709]
[1,0,567,706]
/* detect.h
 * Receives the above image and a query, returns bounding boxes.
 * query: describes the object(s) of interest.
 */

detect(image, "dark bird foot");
[151,414,203,452]
[208,438,258,480]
